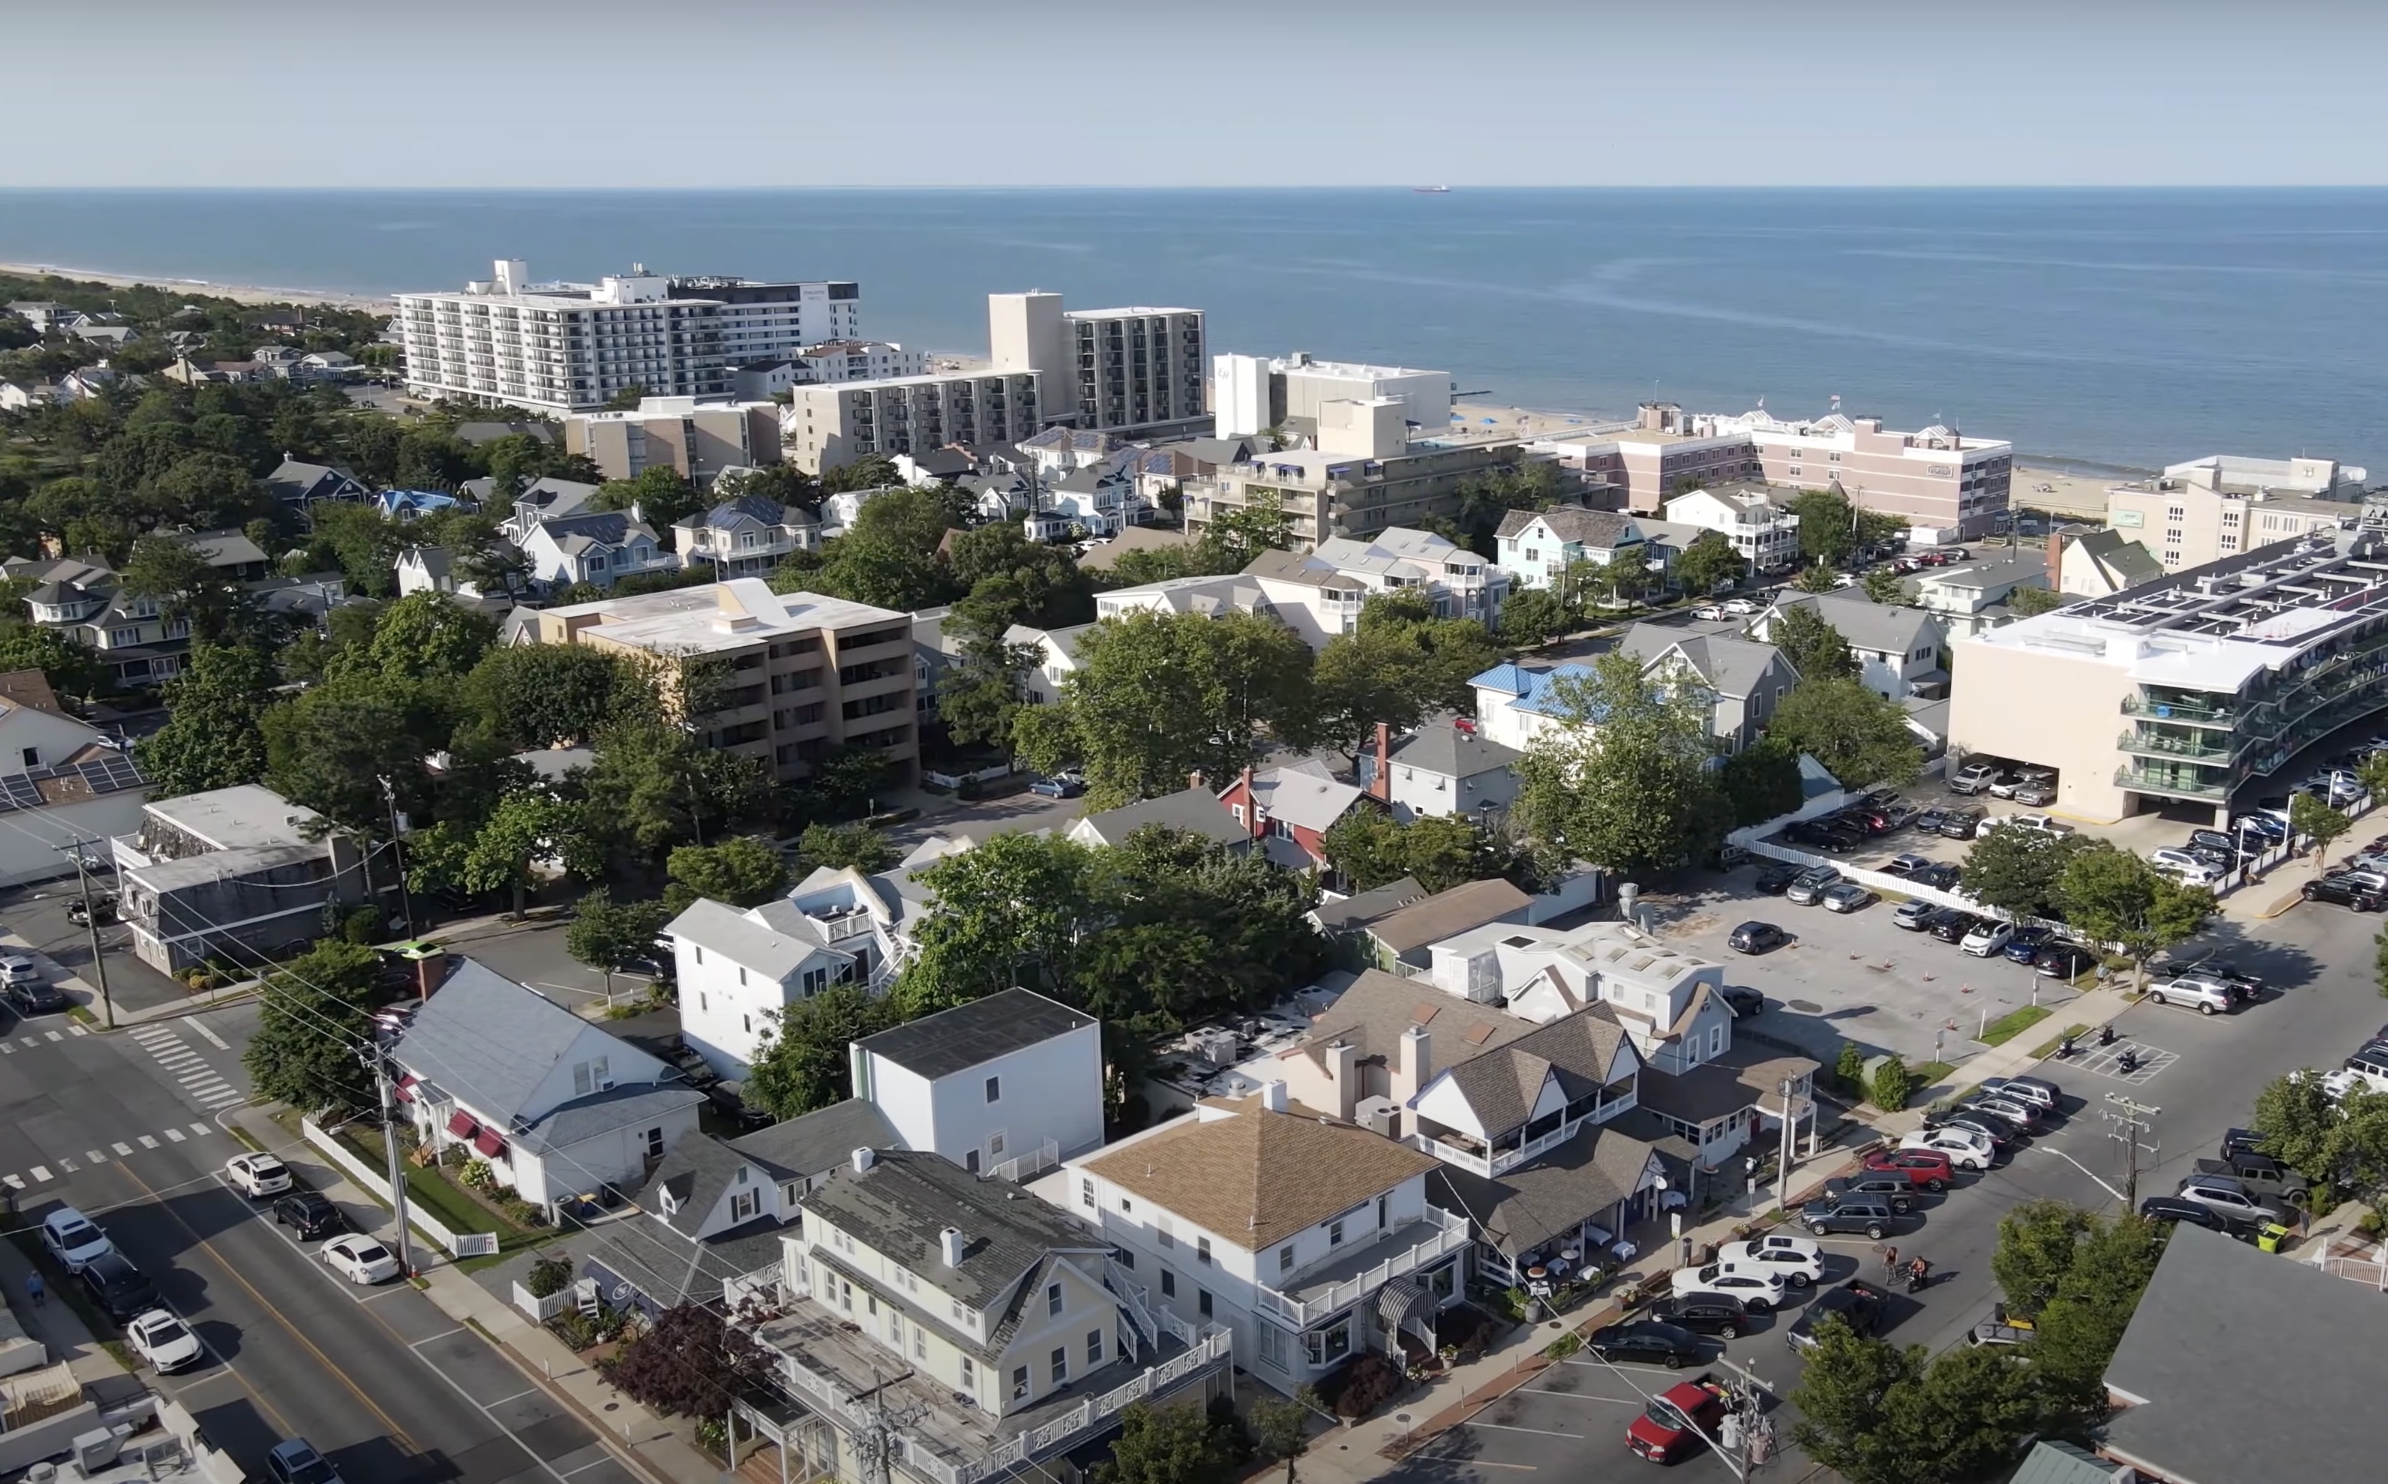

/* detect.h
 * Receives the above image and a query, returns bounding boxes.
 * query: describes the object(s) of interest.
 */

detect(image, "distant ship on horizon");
[1413,185,1451,194]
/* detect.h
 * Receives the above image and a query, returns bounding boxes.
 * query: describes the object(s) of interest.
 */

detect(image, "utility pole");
[60,838,114,1030]
[2104,1092,2161,1209]
[360,1040,417,1278]
[378,776,417,938]
[1773,1076,1800,1214]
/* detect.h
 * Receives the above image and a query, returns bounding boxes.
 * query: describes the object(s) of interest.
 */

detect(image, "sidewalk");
[0,1213,146,1406]
[227,1107,722,1484]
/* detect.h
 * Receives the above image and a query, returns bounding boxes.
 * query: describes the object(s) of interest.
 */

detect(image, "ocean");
[1,187,2383,475]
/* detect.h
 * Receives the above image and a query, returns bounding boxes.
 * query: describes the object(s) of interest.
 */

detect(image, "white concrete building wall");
[860,1019,1105,1171]
[1213,353,1273,438]
[673,936,850,1076]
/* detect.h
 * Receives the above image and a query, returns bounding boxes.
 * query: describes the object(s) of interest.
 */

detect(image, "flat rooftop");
[144,784,326,852]
[548,579,908,654]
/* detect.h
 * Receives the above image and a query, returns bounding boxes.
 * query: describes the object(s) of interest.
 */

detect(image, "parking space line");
[67,1025,85,1037]
[2,1175,20,1190]
[484,1387,540,1407]
[189,1123,211,1137]
[558,1461,618,1478]
[163,1129,184,1142]
[402,1339,591,1484]
[43,1030,60,1042]
[1,1043,13,1054]
[29,1166,49,1181]
[56,1157,76,1174]
[1467,1422,1586,1439]
[111,1143,131,1156]
[84,1149,104,1164]
[1518,1387,1640,1404]
[409,1327,466,1345]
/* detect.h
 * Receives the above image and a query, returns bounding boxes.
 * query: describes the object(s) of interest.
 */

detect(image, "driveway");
[0,877,189,1015]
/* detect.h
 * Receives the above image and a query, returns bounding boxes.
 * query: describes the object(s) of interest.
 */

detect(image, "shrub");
[548,1308,606,1351]
[526,1256,575,1300]
[1868,1061,1915,1111]
[460,1158,497,1192]
[2355,1209,2384,1240]
[694,1416,730,1463]
[1327,1353,1401,1419]
[2308,1184,2338,1218]
[1543,1332,1582,1361]
[342,906,385,944]
[1835,1042,1867,1094]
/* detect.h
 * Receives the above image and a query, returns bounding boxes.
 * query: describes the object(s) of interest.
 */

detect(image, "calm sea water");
[1,187,2383,474]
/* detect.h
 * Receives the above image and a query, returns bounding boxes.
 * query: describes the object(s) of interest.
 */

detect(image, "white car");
[323,1234,400,1285]
[1693,605,1726,621]
[126,1309,205,1373]
[1721,598,1761,615]
[1982,813,2075,838]
[1670,1261,1786,1313]
[225,1153,293,1199]
[2147,849,2223,887]
[39,1207,113,1272]
[0,954,40,987]
[1959,921,2014,957]
[2146,977,2234,1016]
[1899,1128,1992,1171]
[1723,1235,1823,1289]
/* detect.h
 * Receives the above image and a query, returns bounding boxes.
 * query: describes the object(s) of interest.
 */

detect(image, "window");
[1278,1245,1295,1275]
[1258,1324,1289,1370]
[889,1312,904,1348]
[1376,1194,1389,1230]
[731,1190,760,1222]
[782,1182,801,1209]
[1197,1289,1213,1318]
[1047,1282,1064,1318]
[801,967,828,995]
[1157,1218,1174,1249]
[1160,1268,1176,1298]
[985,1075,1001,1104]
[914,1327,927,1362]
[1196,1236,1211,1266]
[1086,1329,1104,1366]
[1115,1249,1134,1270]
[833,1227,856,1254]
[1709,1024,1725,1057]
[988,1131,1005,1158]
[1011,1366,1029,1401]
[895,1266,918,1293]
[644,1127,664,1158]
[743,1013,752,1033]
[698,993,707,1012]
[1302,1316,1353,1367]
[1080,1177,1096,1210]
[1050,1348,1068,1385]
[573,1057,612,1096]
[17,748,34,768]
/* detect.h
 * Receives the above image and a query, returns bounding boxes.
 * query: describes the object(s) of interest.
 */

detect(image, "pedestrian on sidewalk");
[25,1272,43,1307]
[1880,1246,1898,1283]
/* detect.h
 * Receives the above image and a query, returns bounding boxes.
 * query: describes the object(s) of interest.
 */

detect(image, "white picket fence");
[301,1116,482,1259]
[924,762,1013,789]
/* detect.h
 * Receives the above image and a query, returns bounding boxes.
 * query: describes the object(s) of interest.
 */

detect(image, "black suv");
[1801,1195,1900,1240]
[1929,911,1982,944]
[1936,808,1985,840]
[1646,1294,1751,1339]
[1818,1174,1917,1215]
[274,1190,346,1240]
[1585,1320,1704,1369]
[1787,1279,1889,1353]
[80,1251,158,1321]
[2138,1195,2232,1234]
[2304,874,2388,911]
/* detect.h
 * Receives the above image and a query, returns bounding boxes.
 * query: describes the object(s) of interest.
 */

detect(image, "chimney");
[940,1226,967,1267]
[1368,723,1392,801]
[1188,770,1205,791]
[1326,1039,1359,1121]
[1396,1023,1432,1104]
[2045,527,2065,591]
[1259,1079,1289,1113]
[851,1147,875,1174]
[1240,768,1261,837]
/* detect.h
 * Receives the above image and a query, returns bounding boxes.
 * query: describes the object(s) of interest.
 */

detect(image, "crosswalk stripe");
[163,1129,184,1143]
[43,1030,60,1042]
[67,1024,86,1037]
[191,1020,230,1051]
[178,1071,221,1085]
[1,1042,14,1054]
[158,1053,202,1068]
[85,1150,103,1164]
[201,1092,242,1106]
[132,1026,173,1042]
[111,1143,130,1156]
[189,1123,211,1137]
[28,1166,49,1182]
[21,1036,39,1047]
[137,1135,157,1149]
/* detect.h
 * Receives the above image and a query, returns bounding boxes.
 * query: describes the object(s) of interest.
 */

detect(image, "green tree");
[819,452,900,494]
[1448,462,1565,557]
[936,636,1038,754]
[457,643,639,752]
[1308,595,1499,752]
[1246,1394,1313,1484]
[1715,738,1805,826]
[262,675,446,836]
[580,718,773,860]
[0,620,111,700]
[1788,1320,1924,1484]
[2291,791,2351,874]
[1962,822,2089,920]
[1513,651,1729,875]
[771,484,965,612]
[1791,563,1841,593]
[795,822,896,875]
[308,502,407,595]
[407,792,592,916]
[120,532,243,635]
[745,984,896,1119]
[1014,609,1316,809]
[1790,1321,2039,1484]
[242,941,379,1115]
[565,890,672,999]
[591,466,702,536]
[1859,568,1909,605]
[354,590,498,684]
[1772,603,1857,681]
[1320,811,1544,895]
[663,835,791,912]
[1765,676,1923,791]
[1671,530,1748,597]
[1990,1199,2095,1319]
[1093,1402,1236,1484]
[139,641,277,796]
[2028,1213,2169,1425]
[1867,1059,1914,1111]
[2007,585,2064,617]
[1496,586,1568,647]
[2056,843,2216,989]
[2251,1069,2353,1187]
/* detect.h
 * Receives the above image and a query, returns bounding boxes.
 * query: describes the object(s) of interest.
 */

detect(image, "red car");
[1862,1149,1955,1192]
[1627,1375,1729,1463]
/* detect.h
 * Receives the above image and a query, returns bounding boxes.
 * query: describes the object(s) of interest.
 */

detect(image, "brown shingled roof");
[1368,878,1535,954]
[1084,1101,1439,1250]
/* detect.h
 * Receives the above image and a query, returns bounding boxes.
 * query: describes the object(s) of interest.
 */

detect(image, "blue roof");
[1798,753,1842,799]
[1469,662,1602,718]
[1469,662,1542,699]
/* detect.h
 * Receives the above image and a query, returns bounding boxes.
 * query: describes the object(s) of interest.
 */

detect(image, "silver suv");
[1785,867,1840,906]
[2147,976,2235,1016]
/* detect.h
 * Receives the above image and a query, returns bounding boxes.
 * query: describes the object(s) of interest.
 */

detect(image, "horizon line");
[7,182,2388,193]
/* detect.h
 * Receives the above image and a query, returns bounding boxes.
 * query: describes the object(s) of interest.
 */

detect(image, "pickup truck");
[2191,1155,2308,1209]
[1966,1302,2036,1348]
[1626,1374,1729,1463]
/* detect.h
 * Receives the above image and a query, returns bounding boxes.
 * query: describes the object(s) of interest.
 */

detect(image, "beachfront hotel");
[781,371,1044,476]
[395,259,860,415]
[1211,352,1454,443]
[989,291,1209,439]
[1947,529,2388,824]
[2103,452,2368,574]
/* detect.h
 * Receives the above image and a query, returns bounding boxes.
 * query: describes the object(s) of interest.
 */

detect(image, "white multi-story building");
[782,372,1043,476]
[988,292,1207,438]
[793,339,929,384]
[1212,352,1453,442]
[396,260,858,415]
[1662,485,1801,571]
[1248,527,1509,629]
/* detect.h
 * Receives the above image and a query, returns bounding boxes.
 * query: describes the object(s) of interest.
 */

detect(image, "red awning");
[473,1126,507,1160]
[394,1074,418,1103]
[446,1109,478,1139]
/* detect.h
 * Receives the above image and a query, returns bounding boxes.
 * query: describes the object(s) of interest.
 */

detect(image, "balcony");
[2116,730,2237,763]
[2115,766,2229,800]
[1252,1206,1470,1327]
[2121,693,2239,727]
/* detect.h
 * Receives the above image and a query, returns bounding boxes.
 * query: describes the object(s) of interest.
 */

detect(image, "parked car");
[1626,1375,1731,1463]
[1929,911,1982,944]
[1883,853,1935,879]
[1725,1235,1825,1287]
[322,1234,401,1285]
[1671,1262,1786,1313]
[1717,984,1765,1018]
[1959,920,2014,957]
[80,1251,159,1321]
[2001,925,2055,963]
[3,978,69,1015]
[1985,772,2028,799]
[1588,1319,1706,1368]
[1892,899,1938,931]
[274,1191,347,1240]
[1785,867,1841,906]
[1721,597,1761,615]
[1645,1296,1752,1341]
[2146,977,2235,1016]
[1978,1075,2059,1111]
[1753,863,1799,895]
[1801,1194,1900,1240]
[1818,1173,1917,1214]
[1957,1094,2042,1132]
[225,1153,293,1199]
[1863,1149,1955,1191]
[1936,808,1986,840]
[1692,605,1727,621]
[2138,1195,2235,1234]
[1914,861,1964,890]
[2304,874,2388,911]
[2036,943,2099,979]
[2187,828,2253,861]
[264,1438,344,1484]
[2173,1174,2293,1228]
[1913,808,1952,834]
[40,1207,113,1272]
[126,1309,205,1373]
[1900,1128,1993,1170]
[0,954,41,988]
[2012,782,2057,807]
[1949,760,2004,795]
[1984,813,2076,838]
[1920,1109,2013,1150]
[1787,1280,1888,1353]
[1728,921,1789,954]
[1027,773,1085,799]
[1821,883,1875,914]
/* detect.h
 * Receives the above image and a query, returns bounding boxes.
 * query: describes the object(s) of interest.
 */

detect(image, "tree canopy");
[1962,823,2090,920]
[1673,530,1749,597]
[1766,676,1923,792]
[1320,810,1549,896]
[1772,603,1857,682]
[1513,651,1729,875]
[2054,843,2215,986]
[1307,593,1499,752]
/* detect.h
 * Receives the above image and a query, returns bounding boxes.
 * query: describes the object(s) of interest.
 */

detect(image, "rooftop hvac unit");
[1354,1096,1400,1138]
[1195,1030,1241,1068]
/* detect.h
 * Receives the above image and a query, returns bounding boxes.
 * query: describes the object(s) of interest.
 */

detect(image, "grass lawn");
[1908,1060,1957,1089]
[321,1122,563,1271]
[1977,1005,2054,1047]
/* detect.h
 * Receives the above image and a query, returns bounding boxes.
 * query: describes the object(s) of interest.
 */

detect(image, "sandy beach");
[0,260,394,312]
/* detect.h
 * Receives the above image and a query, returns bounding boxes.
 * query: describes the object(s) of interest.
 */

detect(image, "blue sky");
[20,0,2388,187]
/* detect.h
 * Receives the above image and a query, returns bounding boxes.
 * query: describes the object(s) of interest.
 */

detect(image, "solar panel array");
[0,753,150,814]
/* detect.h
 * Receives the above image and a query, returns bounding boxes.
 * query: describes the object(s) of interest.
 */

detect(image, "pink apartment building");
[1697,407,2013,538]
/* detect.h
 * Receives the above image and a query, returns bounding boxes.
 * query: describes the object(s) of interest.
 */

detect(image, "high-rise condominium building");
[396,261,859,415]
[782,372,1042,476]
[988,291,1207,438]
[564,397,784,485]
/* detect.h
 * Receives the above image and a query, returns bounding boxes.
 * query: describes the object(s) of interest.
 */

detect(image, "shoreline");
[0,260,395,311]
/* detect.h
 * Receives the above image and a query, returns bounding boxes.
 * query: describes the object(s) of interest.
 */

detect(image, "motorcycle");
[2098,1024,2117,1047]
[2056,1035,2078,1059]
[1904,1260,1933,1294]
[2117,1047,2141,1074]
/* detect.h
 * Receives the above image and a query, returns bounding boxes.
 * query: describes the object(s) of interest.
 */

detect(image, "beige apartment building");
[1948,532,2388,824]
[565,397,782,485]
[2105,458,2365,574]
[1699,407,2014,537]
[781,371,1042,476]
[1534,403,1761,515]
[528,578,916,783]
[989,291,1208,438]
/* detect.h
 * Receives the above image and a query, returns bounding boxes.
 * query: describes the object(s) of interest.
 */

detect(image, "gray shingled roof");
[731,1098,899,1180]
[1387,724,1522,781]
[856,988,1093,1081]
[1436,1008,1634,1138]
[2101,1223,2380,1483]
[395,959,626,1124]
[1311,877,1428,934]
[1368,878,1535,954]
[1074,786,1248,849]
[664,898,823,979]
[1615,625,1788,699]
[1769,591,1938,661]
[1494,506,1636,548]
[800,1149,1109,1317]
[1426,1121,1661,1258]
[517,1081,704,1156]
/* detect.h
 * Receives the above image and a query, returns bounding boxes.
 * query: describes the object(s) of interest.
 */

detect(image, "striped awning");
[446,1109,478,1139]
[394,1074,419,1103]
[1377,1278,1438,1344]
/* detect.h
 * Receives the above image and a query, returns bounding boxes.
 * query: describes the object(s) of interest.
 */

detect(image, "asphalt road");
[1387,879,2384,1483]
[2,999,640,1484]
